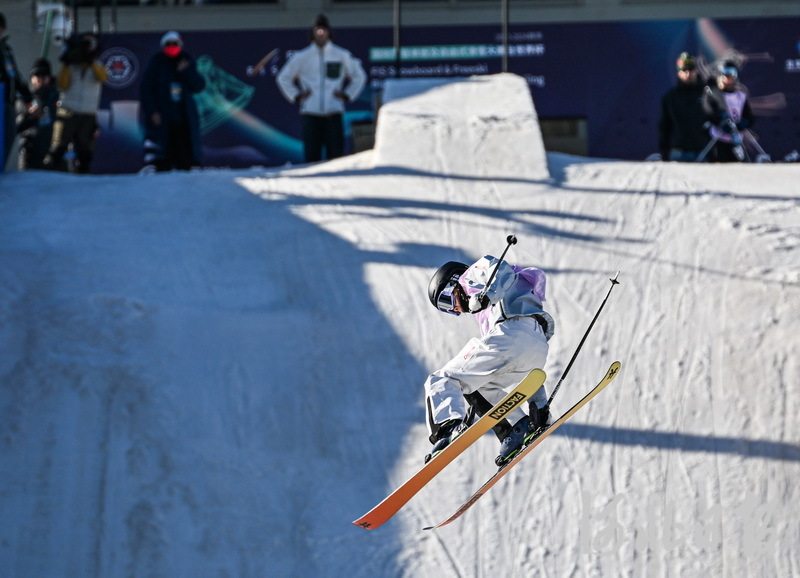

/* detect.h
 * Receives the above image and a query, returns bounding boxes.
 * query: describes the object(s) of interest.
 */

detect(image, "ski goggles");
[720,66,738,78]
[436,277,462,316]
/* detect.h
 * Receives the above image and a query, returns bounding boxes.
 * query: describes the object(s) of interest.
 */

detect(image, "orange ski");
[353,368,546,530]
[425,361,621,530]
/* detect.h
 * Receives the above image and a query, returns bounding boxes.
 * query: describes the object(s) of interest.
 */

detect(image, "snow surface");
[1,73,799,578]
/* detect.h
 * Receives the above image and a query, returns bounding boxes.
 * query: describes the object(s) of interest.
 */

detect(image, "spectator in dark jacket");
[139,31,205,171]
[0,12,33,168]
[16,58,59,169]
[658,52,709,162]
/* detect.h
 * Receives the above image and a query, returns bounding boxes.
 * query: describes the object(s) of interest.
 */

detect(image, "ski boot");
[495,415,534,467]
[522,403,551,445]
[494,404,551,467]
[424,419,468,463]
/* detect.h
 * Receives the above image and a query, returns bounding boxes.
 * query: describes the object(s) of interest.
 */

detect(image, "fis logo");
[489,392,527,420]
[100,47,139,89]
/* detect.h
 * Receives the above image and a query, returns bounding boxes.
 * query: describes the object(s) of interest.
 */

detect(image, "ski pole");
[546,271,620,407]
[479,234,517,300]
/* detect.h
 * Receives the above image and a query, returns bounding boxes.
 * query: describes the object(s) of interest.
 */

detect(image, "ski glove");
[468,293,490,313]
[721,118,736,134]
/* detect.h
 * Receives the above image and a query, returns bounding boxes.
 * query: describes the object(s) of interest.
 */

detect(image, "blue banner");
[94,16,800,172]
[1,82,5,172]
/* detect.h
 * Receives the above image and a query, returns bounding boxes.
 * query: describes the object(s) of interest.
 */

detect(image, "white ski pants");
[424,316,549,438]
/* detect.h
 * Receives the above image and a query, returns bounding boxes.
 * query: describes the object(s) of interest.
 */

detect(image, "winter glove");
[721,118,736,134]
[468,293,490,313]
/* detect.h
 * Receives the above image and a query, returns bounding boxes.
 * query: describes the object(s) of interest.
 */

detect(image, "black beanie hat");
[31,57,52,77]
[314,14,330,30]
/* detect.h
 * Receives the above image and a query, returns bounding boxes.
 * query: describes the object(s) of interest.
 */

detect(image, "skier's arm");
[460,256,516,312]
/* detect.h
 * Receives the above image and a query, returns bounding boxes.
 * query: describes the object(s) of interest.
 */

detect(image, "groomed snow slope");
[1,74,798,578]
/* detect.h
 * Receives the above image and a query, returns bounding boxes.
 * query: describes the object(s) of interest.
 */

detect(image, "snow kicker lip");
[488,391,527,420]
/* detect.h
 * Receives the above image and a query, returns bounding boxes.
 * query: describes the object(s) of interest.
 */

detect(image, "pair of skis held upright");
[353,360,621,530]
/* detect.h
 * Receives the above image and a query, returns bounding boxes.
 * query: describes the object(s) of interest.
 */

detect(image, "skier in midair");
[424,248,555,466]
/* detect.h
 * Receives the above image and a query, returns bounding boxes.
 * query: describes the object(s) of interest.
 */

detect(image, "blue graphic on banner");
[95,16,800,173]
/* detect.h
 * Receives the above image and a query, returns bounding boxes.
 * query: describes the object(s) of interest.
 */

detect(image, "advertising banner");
[1,83,5,172]
[94,16,800,173]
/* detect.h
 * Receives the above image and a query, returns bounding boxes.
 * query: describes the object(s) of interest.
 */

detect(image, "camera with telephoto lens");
[61,33,99,65]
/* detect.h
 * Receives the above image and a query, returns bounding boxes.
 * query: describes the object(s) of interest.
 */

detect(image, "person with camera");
[44,32,108,173]
[16,58,59,170]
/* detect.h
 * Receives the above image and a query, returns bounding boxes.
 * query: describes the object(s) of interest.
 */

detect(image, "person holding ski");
[16,58,58,170]
[702,59,754,163]
[424,242,555,466]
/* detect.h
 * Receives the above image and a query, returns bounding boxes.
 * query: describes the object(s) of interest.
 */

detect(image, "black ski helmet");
[428,261,468,311]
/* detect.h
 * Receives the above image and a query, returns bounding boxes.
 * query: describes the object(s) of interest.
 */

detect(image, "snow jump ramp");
[373,73,549,181]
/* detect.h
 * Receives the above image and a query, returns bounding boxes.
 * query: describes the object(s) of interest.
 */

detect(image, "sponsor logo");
[100,47,139,88]
[785,39,800,73]
[489,391,526,420]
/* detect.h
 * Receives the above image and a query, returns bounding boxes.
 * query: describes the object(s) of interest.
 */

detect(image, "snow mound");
[374,73,549,180]
[1,73,799,578]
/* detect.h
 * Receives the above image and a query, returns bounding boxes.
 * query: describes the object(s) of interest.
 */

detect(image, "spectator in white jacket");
[276,14,366,163]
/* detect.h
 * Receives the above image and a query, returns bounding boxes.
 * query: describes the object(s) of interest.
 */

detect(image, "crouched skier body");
[424,256,555,466]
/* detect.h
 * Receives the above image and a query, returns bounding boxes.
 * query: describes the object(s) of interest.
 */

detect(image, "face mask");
[163,45,182,58]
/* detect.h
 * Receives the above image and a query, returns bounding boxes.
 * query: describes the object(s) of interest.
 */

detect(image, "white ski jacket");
[276,41,366,116]
[460,255,555,340]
